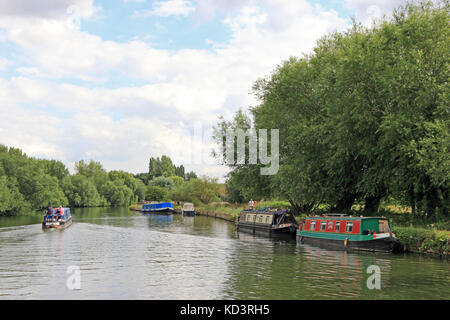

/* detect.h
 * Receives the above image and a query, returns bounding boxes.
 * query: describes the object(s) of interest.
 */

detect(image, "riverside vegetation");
[0,2,448,257]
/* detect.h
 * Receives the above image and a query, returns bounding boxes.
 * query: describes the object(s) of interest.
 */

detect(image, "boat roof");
[241,208,288,215]
[306,215,389,220]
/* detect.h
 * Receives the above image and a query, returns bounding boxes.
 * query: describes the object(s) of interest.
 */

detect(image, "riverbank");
[129,203,449,258]
[392,226,450,258]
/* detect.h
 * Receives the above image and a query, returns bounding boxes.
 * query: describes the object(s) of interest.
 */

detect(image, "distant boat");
[42,207,72,230]
[141,202,174,214]
[181,202,195,216]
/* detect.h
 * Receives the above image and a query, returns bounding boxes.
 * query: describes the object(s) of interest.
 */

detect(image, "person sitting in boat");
[46,206,54,222]
[57,206,64,220]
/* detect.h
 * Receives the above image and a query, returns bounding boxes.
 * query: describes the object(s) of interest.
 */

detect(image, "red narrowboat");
[297,214,400,253]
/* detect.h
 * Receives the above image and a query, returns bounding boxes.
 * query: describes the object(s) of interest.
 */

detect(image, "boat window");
[265,215,271,224]
[327,221,333,230]
[320,221,326,231]
[335,221,340,232]
[258,215,263,223]
[310,221,316,231]
[345,222,353,233]
[379,220,390,233]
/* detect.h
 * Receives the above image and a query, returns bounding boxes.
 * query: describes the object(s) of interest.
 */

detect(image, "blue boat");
[141,202,174,214]
[42,207,73,229]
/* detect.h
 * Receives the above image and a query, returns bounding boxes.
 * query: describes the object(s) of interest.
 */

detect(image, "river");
[0,207,448,299]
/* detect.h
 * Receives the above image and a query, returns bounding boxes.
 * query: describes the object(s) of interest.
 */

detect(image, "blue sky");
[0,0,407,178]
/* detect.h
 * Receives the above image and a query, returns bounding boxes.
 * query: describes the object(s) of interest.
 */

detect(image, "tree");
[75,160,108,190]
[148,176,175,189]
[146,185,169,201]
[214,1,449,217]
[62,175,106,207]
[185,171,198,181]
[0,176,28,216]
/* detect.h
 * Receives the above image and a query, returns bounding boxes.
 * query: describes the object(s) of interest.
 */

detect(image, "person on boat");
[57,206,64,220]
[249,199,254,210]
[46,206,54,222]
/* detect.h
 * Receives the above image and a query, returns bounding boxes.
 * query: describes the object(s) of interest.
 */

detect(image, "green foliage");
[100,180,134,207]
[135,179,147,202]
[62,175,107,207]
[0,145,148,215]
[255,200,292,210]
[149,155,176,178]
[168,175,185,187]
[170,177,221,204]
[214,1,449,218]
[0,176,28,215]
[148,176,175,189]
[392,226,449,257]
[185,171,198,181]
[146,185,169,201]
[75,160,108,190]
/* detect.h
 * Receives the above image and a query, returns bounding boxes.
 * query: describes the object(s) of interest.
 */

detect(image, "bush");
[392,226,450,257]
[146,185,169,201]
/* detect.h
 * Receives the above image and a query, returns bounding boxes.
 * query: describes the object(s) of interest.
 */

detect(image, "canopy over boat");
[183,203,194,211]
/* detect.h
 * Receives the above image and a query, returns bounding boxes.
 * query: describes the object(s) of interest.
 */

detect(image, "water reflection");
[144,214,174,227]
[0,207,448,299]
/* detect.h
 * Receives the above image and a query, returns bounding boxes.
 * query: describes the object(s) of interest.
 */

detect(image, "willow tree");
[218,1,449,217]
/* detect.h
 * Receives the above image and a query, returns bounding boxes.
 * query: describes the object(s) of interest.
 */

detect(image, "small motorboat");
[42,207,73,230]
[181,202,195,216]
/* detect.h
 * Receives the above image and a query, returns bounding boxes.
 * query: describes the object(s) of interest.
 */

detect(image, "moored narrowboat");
[141,202,174,214]
[237,208,298,236]
[297,214,400,253]
[42,207,72,230]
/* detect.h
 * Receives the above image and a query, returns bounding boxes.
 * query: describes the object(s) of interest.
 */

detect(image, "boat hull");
[141,202,174,214]
[297,234,400,253]
[237,222,296,236]
[182,210,195,216]
[142,208,174,214]
[42,217,73,230]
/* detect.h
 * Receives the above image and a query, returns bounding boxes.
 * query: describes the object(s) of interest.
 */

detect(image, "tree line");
[0,145,148,215]
[213,1,449,220]
[136,156,222,206]
[0,145,220,216]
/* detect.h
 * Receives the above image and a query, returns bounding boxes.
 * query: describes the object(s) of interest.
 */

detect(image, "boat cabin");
[297,214,399,252]
[182,202,195,216]
[237,208,298,235]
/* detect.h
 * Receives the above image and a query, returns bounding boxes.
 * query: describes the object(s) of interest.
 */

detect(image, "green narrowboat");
[297,214,400,253]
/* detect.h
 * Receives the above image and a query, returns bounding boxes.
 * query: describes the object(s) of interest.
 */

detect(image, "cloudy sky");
[0,0,406,179]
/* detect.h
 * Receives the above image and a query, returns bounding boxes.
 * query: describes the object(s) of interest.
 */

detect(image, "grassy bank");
[130,201,449,258]
[392,226,450,258]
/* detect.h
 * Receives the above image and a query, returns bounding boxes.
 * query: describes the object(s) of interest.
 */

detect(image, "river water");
[0,207,448,299]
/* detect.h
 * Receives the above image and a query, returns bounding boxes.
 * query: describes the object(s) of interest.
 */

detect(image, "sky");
[0,0,408,179]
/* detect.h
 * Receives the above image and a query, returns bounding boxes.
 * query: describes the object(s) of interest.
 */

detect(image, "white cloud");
[132,0,196,18]
[0,0,100,19]
[345,0,407,25]
[0,57,12,70]
[0,0,361,179]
